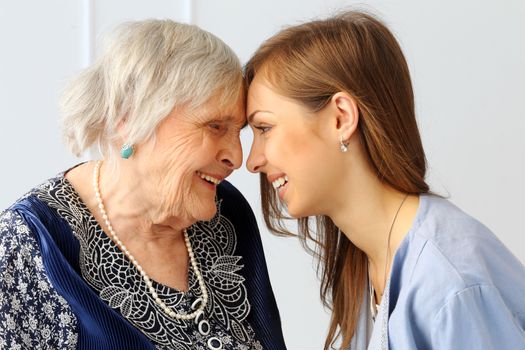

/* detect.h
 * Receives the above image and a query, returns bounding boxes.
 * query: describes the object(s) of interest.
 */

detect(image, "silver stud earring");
[339,136,348,153]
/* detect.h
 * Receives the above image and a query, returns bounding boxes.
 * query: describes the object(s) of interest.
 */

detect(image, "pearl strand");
[92,160,208,320]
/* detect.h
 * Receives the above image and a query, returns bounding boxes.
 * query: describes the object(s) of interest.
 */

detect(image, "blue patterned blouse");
[0,173,286,350]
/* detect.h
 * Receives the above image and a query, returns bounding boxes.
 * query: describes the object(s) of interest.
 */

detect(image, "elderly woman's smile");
[197,171,223,186]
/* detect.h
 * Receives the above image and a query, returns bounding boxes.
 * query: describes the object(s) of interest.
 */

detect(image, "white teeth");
[198,172,221,185]
[272,175,289,189]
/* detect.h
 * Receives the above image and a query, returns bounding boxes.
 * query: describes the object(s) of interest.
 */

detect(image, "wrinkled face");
[135,90,245,224]
[246,76,341,218]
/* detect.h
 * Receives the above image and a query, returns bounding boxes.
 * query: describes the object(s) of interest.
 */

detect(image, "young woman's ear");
[331,91,359,142]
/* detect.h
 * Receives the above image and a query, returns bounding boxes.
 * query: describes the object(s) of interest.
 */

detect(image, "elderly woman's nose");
[219,135,243,170]
[246,143,265,173]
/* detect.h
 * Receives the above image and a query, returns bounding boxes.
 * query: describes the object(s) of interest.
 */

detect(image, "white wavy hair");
[60,19,243,158]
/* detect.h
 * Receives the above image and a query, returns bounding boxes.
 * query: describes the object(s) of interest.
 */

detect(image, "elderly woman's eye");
[209,123,222,130]
[207,122,229,135]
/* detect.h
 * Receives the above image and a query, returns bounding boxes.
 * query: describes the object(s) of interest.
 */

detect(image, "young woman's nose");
[246,143,265,173]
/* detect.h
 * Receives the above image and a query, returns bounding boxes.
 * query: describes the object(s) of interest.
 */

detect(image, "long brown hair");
[244,11,430,349]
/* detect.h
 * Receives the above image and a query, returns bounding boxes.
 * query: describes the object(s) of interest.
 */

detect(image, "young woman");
[245,11,525,350]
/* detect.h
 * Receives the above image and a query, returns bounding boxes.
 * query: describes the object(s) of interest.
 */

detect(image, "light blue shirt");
[362,194,525,349]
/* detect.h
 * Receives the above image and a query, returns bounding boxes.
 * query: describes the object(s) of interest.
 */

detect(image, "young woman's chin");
[285,200,320,219]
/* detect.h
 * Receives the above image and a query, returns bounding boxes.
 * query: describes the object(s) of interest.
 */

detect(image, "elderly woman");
[0,20,286,350]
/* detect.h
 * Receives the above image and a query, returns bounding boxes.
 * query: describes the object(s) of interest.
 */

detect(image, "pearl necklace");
[92,160,208,320]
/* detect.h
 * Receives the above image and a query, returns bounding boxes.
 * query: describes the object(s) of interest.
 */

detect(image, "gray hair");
[60,19,243,158]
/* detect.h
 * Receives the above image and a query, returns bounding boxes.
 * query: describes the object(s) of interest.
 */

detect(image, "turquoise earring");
[120,143,134,159]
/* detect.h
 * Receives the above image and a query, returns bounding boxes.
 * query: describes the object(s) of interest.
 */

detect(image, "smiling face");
[132,90,246,224]
[246,76,347,218]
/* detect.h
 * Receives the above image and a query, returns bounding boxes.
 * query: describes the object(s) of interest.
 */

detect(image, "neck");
[328,166,419,298]
[92,161,188,245]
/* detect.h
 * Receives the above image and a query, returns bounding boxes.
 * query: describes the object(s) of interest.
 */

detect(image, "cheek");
[265,131,304,166]
[144,132,203,202]
[152,130,203,171]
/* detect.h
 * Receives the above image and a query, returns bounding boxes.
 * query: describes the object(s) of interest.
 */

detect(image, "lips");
[267,173,289,200]
[271,175,288,189]
[196,171,223,185]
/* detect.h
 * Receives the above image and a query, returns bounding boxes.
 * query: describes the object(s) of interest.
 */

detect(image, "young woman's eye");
[254,125,272,134]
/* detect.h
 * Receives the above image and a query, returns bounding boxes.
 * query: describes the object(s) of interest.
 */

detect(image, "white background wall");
[1,1,524,349]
